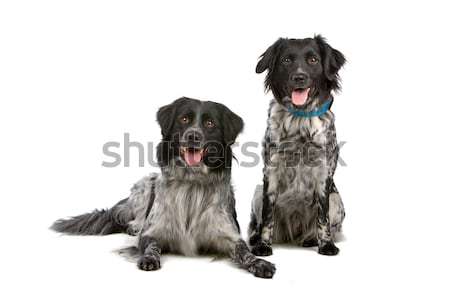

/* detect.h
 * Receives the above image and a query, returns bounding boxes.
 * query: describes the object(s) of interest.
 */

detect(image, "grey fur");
[51,198,134,235]
[129,168,241,256]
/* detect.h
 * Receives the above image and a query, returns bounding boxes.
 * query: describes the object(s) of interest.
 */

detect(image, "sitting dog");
[52,97,276,278]
[248,36,346,256]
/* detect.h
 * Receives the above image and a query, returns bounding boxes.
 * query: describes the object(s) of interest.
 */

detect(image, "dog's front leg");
[137,235,162,271]
[317,177,339,255]
[232,239,276,279]
[209,213,276,278]
[251,176,276,256]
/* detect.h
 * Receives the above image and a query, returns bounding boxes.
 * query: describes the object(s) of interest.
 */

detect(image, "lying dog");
[52,97,276,278]
[248,36,346,256]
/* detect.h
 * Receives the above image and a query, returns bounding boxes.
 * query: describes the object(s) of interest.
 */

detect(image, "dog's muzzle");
[180,128,206,166]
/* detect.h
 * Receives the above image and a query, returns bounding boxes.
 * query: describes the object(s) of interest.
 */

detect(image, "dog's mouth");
[291,88,310,107]
[180,147,206,167]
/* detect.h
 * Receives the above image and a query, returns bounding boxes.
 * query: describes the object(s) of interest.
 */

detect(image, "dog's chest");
[149,181,225,254]
[158,182,217,227]
[266,106,333,198]
[270,109,329,146]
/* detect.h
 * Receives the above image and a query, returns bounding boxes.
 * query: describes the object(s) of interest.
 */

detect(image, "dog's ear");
[156,99,179,137]
[315,35,346,90]
[221,105,244,145]
[256,38,285,74]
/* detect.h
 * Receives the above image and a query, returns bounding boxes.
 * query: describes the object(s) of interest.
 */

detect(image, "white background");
[1,0,449,299]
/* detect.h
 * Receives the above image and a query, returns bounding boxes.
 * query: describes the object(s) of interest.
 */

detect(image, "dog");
[248,36,346,256]
[52,97,276,278]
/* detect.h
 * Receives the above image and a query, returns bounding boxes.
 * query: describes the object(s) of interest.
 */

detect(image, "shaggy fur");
[248,36,346,256]
[52,97,276,278]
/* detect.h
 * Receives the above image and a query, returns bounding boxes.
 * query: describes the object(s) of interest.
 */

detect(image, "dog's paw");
[137,255,161,271]
[126,224,140,236]
[318,241,339,256]
[302,239,318,248]
[248,258,276,279]
[248,233,261,247]
[251,242,273,256]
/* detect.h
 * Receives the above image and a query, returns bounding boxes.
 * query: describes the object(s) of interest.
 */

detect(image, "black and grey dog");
[52,97,276,278]
[248,36,346,256]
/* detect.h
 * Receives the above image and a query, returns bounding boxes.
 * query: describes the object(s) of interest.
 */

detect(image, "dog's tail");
[50,198,134,235]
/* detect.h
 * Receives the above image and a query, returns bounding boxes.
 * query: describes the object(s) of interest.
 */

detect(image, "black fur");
[256,35,345,105]
[156,97,243,171]
[144,177,156,219]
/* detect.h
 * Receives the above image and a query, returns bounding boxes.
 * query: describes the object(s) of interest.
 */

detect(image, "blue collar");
[287,100,332,118]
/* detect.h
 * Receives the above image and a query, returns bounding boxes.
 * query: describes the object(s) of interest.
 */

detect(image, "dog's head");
[256,35,345,108]
[156,97,243,173]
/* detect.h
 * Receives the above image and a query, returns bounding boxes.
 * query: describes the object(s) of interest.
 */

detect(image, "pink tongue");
[291,88,310,106]
[184,150,203,166]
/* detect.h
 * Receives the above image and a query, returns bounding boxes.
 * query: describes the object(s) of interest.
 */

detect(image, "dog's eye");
[281,57,292,64]
[180,116,190,124]
[205,119,215,128]
[307,56,319,65]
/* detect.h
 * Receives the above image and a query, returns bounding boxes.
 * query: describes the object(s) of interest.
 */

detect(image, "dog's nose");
[185,130,204,143]
[291,73,308,83]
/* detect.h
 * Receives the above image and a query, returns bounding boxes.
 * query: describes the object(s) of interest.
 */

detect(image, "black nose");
[185,130,204,143]
[290,72,308,83]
